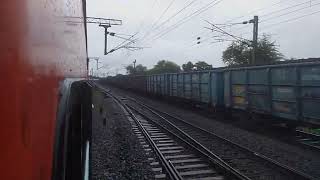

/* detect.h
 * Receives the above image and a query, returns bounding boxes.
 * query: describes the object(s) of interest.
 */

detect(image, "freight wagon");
[103,75,147,93]
[104,61,320,126]
[223,62,320,125]
[147,71,224,107]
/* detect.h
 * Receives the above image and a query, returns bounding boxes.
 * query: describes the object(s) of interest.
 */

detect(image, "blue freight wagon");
[105,60,320,126]
[146,61,320,126]
[224,62,320,125]
[147,71,224,107]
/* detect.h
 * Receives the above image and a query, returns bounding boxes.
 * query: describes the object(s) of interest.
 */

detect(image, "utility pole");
[99,24,111,55]
[250,16,259,65]
[133,59,137,75]
[98,19,122,55]
[64,16,122,56]
[133,59,137,69]
[88,57,100,77]
[88,57,100,70]
[90,68,94,78]
[95,58,99,70]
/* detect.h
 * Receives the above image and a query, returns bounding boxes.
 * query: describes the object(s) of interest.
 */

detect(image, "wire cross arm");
[205,20,252,45]
[63,16,122,25]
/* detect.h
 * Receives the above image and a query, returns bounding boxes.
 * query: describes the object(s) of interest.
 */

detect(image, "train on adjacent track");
[104,60,320,127]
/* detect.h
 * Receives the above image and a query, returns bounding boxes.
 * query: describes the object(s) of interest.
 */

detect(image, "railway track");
[93,83,317,180]
[127,105,243,180]
[96,85,249,180]
[125,97,316,180]
[296,130,320,151]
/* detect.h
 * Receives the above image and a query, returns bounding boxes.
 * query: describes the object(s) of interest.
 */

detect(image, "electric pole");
[133,59,137,75]
[64,16,122,56]
[88,57,100,77]
[95,58,99,70]
[133,59,137,69]
[99,24,111,55]
[250,16,259,65]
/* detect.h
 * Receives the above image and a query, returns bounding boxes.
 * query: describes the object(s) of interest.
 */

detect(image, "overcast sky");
[87,0,320,76]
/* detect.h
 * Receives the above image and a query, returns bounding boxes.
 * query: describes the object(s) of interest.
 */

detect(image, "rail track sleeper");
[151,132,165,135]
[161,150,184,154]
[174,163,210,170]
[150,162,160,166]
[159,146,184,151]
[130,98,317,180]
[126,103,252,180]
[96,86,250,180]
[158,140,175,143]
[165,154,196,159]
[152,167,164,172]
[179,169,217,177]
[157,143,177,147]
[128,97,317,180]
[155,174,167,179]
[106,95,183,180]
[153,137,172,141]
[128,101,253,179]
[189,176,225,180]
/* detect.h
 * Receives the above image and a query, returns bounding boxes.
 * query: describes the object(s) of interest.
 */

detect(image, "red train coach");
[1,0,89,179]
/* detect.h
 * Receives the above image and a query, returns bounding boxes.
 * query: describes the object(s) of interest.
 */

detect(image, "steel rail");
[128,97,317,180]
[92,82,248,180]
[126,104,249,180]
[124,102,250,180]
[296,130,320,151]
[97,88,183,180]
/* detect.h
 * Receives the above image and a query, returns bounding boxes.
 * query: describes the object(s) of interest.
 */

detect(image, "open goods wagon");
[104,75,147,93]
[147,72,224,107]
[147,61,320,125]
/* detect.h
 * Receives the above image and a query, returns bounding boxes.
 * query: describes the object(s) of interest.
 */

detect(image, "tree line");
[126,35,284,75]
[126,60,214,75]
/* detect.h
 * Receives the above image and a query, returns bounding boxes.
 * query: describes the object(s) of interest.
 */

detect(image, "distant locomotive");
[104,61,320,126]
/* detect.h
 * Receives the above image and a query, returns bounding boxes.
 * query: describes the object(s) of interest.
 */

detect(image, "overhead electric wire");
[113,33,138,49]
[152,0,199,31]
[261,1,320,23]
[192,33,229,46]
[139,0,177,42]
[210,39,234,43]
[262,9,320,29]
[140,0,199,43]
[205,20,251,42]
[148,0,225,43]
[227,7,320,42]
[151,0,177,29]
[196,36,231,46]
[259,0,318,18]
[224,0,295,23]
[232,1,320,37]
[192,0,320,49]
[114,33,134,37]
[191,20,251,48]
[188,14,250,46]
[113,34,136,42]
[227,0,320,36]
[135,0,158,33]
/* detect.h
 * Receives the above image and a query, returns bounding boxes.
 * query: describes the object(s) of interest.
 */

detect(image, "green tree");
[182,61,194,72]
[126,64,147,75]
[222,34,283,66]
[194,61,212,70]
[148,60,180,74]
